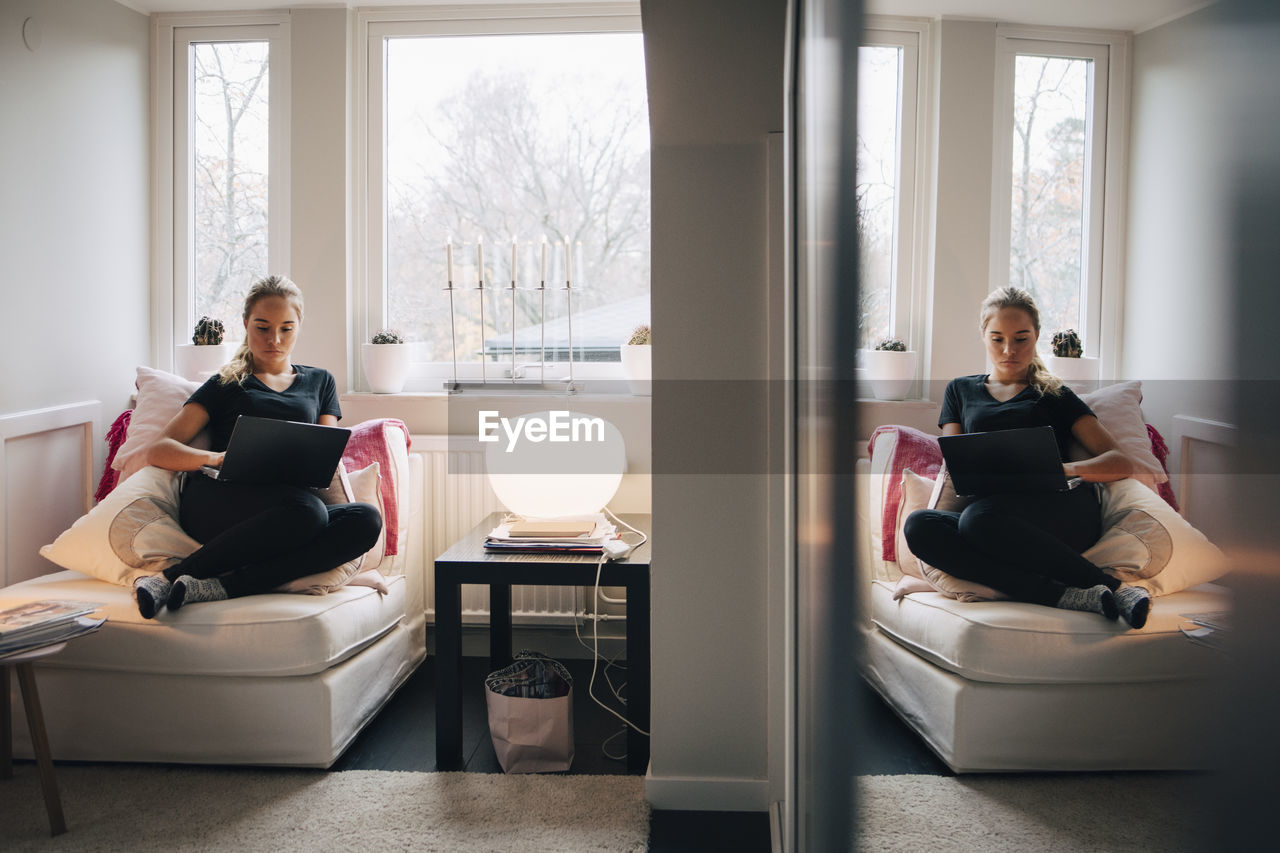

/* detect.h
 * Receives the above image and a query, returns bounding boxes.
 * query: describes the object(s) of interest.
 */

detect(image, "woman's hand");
[145,403,218,472]
[1066,415,1135,483]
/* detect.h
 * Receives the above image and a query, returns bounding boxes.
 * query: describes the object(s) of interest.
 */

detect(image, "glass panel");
[1010,55,1090,343]
[385,33,649,363]
[190,40,270,336]
[855,45,901,348]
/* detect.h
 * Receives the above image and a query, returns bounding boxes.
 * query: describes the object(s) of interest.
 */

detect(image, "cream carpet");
[3,765,1212,851]
[0,766,649,852]
[856,773,1212,852]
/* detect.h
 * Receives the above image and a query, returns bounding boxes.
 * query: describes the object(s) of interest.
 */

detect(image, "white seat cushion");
[0,570,406,677]
[871,579,1228,684]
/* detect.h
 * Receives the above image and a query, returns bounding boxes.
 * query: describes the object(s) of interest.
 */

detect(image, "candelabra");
[442,237,582,394]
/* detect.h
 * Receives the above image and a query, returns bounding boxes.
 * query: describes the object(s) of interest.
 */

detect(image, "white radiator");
[412,436,584,626]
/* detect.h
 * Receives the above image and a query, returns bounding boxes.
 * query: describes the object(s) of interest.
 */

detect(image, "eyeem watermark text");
[478,410,606,453]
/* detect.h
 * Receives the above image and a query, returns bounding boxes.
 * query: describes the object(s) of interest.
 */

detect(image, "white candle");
[446,237,454,285]
[540,237,547,285]
[564,237,572,285]
[511,236,518,285]
[476,236,484,286]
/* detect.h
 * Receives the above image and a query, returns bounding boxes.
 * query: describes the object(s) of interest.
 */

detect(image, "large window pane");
[856,45,902,348]
[384,33,649,363]
[1009,55,1090,340]
[191,40,270,332]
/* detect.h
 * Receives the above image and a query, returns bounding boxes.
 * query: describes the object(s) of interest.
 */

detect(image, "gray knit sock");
[134,575,172,620]
[1056,584,1118,620]
[1115,585,1152,629]
[168,575,228,611]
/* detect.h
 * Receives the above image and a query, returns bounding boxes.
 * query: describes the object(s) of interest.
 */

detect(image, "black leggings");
[166,473,382,598]
[902,485,1118,607]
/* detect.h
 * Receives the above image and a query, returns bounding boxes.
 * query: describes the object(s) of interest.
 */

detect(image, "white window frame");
[355,3,644,390]
[860,18,931,356]
[152,13,291,368]
[989,26,1130,374]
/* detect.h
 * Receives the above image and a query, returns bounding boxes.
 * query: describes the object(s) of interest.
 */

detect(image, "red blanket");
[94,410,133,503]
[867,425,943,562]
[343,419,412,556]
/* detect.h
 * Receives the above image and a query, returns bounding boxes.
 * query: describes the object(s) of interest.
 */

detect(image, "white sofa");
[1,431,425,768]
[857,441,1231,773]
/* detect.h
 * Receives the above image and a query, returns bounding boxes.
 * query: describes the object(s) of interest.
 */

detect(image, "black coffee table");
[433,512,652,773]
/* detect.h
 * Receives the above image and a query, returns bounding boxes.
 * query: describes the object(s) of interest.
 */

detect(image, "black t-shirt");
[187,365,341,453]
[939,374,1094,459]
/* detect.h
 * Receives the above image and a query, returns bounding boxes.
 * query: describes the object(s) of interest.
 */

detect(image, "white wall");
[1124,6,1232,435]
[924,19,998,390]
[0,0,150,450]
[642,0,785,811]
[288,8,352,393]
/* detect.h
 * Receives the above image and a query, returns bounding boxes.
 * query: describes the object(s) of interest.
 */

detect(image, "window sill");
[340,390,651,435]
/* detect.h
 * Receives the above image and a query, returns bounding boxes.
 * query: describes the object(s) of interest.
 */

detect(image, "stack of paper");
[485,514,617,553]
[1178,610,1232,653]
[0,599,106,657]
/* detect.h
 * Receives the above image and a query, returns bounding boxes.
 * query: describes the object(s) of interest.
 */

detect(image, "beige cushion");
[0,569,405,677]
[871,578,1229,684]
[41,462,388,595]
[896,469,1008,602]
[1087,478,1229,595]
[38,466,198,586]
[278,463,386,594]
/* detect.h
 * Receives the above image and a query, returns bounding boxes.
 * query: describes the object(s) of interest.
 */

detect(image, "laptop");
[201,415,351,488]
[938,425,1084,497]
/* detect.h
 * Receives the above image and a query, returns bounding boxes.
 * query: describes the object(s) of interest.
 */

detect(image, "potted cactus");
[1045,328,1099,387]
[362,329,411,393]
[174,315,234,380]
[619,323,651,395]
[859,337,918,400]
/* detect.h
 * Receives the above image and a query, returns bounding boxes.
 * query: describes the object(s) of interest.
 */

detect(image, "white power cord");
[582,506,650,739]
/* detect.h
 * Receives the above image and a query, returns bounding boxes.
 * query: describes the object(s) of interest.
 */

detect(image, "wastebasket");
[485,650,574,773]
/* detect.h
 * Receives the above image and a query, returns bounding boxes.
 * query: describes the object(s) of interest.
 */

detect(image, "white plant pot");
[860,349,918,401]
[1046,355,1100,387]
[362,343,411,393]
[619,345,652,395]
[174,343,234,382]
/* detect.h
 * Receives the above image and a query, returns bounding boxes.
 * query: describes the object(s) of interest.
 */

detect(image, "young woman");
[903,286,1152,628]
[133,275,380,618]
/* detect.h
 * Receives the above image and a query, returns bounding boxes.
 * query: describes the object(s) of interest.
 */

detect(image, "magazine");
[0,600,102,640]
[0,614,106,657]
[485,514,616,554]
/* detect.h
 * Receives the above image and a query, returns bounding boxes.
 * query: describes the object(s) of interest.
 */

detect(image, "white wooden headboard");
[0,401,100,587]
[1169,414,1237,548]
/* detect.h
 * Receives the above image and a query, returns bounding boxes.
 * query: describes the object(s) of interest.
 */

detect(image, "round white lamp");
[484,411,626,519]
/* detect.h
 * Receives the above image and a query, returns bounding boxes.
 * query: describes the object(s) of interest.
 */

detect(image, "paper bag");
[485,651,575,773]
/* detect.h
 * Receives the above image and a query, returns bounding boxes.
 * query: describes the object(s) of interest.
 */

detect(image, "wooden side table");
[2,642,69,836]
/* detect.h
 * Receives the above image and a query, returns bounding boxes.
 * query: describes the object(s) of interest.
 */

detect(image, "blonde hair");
[216,275,305,385]
[979,286,1063,397]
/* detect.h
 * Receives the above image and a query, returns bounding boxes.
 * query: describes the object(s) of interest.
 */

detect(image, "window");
[856,23,926,351]
[991,30,1127,364]
[361,7,649,387]
[156,16,290,357]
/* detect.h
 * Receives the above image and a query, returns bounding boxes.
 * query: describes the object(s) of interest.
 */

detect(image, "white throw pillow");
[1073,381,1168,486]
[42,462,387,595]
[1087,478,1229,595]
[39,466,199,586]
[112,367,209,483]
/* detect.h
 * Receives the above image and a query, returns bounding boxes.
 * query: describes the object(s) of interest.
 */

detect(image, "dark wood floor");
[332,654,944,851]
